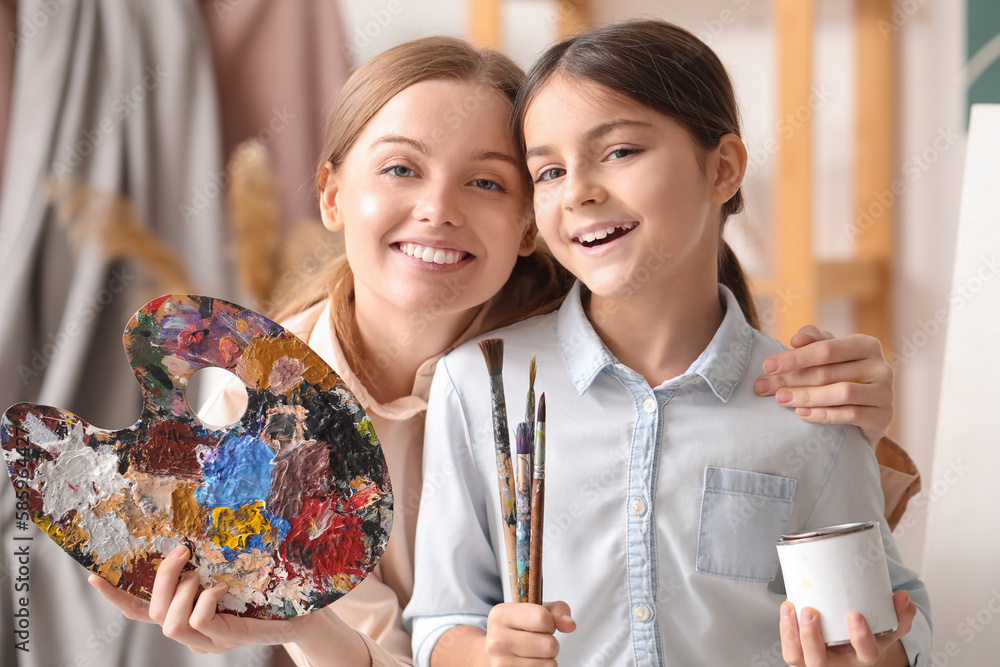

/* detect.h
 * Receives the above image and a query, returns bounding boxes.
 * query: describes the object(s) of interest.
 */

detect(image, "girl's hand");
[88,545,299,654]
[779,591,915,667]
[754,325,895,448]
[483,601,576,665]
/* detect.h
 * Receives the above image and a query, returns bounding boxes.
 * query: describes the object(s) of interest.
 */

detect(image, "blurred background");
[0,0,996,665]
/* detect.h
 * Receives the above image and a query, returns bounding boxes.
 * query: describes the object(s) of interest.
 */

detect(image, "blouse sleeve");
[876,436,922,531]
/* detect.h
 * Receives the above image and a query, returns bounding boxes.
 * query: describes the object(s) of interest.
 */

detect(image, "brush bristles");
[537,393,546,423]
[528,355,537,388]
[479,338,505,375]
[515,422,532,455]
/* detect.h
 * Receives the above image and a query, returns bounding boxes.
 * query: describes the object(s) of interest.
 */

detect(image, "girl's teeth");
[581,231,597,242]
[606,226,617,235]
[594,228,608,240]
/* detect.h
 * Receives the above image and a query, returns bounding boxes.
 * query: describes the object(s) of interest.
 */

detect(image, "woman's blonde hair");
[277,37,572,390]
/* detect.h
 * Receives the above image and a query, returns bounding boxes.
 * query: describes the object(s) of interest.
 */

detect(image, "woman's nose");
[412,181,464,227]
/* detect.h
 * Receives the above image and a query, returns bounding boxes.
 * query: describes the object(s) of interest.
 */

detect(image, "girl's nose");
[413,181,464,227]
[561,168,605,211]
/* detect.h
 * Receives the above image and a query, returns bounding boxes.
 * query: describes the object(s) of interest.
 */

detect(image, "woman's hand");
[754,325,895,448]
[89,545,299,654]
[779,591,915,666]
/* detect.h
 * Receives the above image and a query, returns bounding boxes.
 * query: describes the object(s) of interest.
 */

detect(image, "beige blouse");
[201,299,921,667]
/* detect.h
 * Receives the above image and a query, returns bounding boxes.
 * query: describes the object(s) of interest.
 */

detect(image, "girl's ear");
[710,134,747,205]
[318,162,345,232]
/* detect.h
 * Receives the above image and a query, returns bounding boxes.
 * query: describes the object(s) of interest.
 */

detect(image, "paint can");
[775,521,897,645]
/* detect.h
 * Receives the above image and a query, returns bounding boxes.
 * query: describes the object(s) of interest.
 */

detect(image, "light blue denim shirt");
[405,282,931,666]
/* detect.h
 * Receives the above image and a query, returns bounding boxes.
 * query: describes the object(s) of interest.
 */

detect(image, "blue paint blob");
[196,435,274,508]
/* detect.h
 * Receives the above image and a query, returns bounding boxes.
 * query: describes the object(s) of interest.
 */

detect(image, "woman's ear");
[518,222,538,257]
[710,134,747,205]
[318,162,344,232]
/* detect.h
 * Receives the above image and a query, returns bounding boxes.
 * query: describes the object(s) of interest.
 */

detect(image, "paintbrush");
[522,356,537,496]
[514,422,533,602]
[478,338,519,600]
[527,396,546,605]
[528,393,546,605]
[524,355,537,436]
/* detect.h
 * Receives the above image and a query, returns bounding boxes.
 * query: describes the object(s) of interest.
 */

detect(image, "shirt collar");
[556,281,754,402]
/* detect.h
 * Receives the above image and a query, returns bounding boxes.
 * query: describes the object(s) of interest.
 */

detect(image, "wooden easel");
[469,0,590,48]
[766,0,895,356]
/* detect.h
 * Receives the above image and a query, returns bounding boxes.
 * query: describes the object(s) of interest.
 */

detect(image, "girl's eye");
[535,167,566,183]
[607,148,639,161]
[382,165,416,178]
[471,178,505,193]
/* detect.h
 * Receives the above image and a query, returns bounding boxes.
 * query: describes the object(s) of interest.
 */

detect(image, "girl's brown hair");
[512,19,759,328]
[277,37,572,389]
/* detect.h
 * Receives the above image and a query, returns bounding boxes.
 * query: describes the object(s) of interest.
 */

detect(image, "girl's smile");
[572,220,639,249]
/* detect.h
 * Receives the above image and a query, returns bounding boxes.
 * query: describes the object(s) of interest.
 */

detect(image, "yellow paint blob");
[207,501,275,552]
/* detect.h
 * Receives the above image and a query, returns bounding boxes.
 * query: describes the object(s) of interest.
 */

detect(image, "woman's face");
[322,79,535,322]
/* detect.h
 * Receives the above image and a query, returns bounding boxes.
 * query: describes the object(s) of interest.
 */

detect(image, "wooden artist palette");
[2,295,392,619]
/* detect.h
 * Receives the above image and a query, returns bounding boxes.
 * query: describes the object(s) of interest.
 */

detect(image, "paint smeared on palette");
[2,295,392,619]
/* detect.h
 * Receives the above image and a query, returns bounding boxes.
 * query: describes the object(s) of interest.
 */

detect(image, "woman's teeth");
[398,242,466,265]
[576,221,637,245]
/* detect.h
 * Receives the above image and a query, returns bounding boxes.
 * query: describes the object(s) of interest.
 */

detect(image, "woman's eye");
[608,148,637,161]
[535,167,565,183]
[382,165,415,178]
[472,178,505,192]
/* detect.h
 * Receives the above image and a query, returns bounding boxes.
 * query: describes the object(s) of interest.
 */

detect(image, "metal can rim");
[776,520,878,545]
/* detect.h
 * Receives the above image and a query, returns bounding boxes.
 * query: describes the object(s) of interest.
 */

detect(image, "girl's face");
[322,79,534,320]
[523,75,742,301]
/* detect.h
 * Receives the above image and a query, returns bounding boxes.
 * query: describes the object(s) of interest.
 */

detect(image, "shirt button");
[643,397,657,414]
[629,497,646,516]
[633,603,652,622]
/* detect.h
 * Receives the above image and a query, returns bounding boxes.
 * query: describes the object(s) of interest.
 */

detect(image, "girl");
[91,35,914,667]
[405,21,930,667]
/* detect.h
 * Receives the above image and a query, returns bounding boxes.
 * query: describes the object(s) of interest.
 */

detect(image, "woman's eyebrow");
[469,149,521,167]
[370,135,430,153]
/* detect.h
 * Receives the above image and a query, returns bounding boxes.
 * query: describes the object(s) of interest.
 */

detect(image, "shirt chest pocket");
[695,467,797,582]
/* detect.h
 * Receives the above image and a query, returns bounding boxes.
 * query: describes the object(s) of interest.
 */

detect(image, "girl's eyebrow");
[525,119,653,160]
[370,135,430,153]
